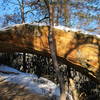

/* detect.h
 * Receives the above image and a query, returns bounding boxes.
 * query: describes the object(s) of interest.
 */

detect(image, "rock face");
[0,81,52,100]
[0,23,100,81]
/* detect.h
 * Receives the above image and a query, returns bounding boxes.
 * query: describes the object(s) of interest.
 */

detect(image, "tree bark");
[69,78,79,100]
[48,2,66,100]
[20,0,26,72]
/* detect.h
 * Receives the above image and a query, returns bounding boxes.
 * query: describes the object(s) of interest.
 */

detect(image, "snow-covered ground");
[0,65,73,100]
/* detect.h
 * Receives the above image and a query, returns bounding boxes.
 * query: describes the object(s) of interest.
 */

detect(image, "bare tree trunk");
[21,0,25,23]
[69,78,79,100]
[20,0,26,72]
[48,1,66,100]
[96,39,100,83]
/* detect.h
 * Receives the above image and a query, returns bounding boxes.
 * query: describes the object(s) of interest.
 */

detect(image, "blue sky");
[0,0,100,34]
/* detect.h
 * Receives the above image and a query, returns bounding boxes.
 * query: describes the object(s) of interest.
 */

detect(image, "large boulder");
[0,23,100,82]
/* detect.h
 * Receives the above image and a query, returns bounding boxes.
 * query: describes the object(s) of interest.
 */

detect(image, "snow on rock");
[30,22,99,36]
[54,25,100,37]
[0,23,100,38]
[0,65,73,100]
[30,22,49,26]
[30,23,100,37]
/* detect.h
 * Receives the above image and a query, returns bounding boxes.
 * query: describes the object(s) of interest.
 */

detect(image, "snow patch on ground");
[0,65,60,97]
[0,65,22,74]
[0,65,73,100]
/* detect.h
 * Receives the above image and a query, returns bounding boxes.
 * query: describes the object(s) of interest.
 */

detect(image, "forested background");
[0,0,100,100]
